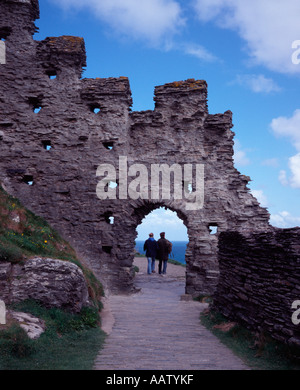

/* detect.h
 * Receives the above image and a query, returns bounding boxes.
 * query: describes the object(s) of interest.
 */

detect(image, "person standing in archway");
[157,232,172,275]
[143,233,158,275]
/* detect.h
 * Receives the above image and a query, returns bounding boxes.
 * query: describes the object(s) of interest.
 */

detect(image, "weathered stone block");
[0,257,89,313]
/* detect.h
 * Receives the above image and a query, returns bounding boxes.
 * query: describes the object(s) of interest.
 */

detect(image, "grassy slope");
[0,185,106,369]
[1,185,80,264]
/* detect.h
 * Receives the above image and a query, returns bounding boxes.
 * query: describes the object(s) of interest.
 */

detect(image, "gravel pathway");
[94,258,249,370]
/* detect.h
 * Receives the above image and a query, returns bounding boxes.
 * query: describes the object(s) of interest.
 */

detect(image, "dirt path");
[94,257,249,370]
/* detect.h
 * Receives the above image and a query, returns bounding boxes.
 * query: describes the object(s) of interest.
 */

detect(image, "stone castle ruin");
[0,0,272,296]
[1,0,300,348]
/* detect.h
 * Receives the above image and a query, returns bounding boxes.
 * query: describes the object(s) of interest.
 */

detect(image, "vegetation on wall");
[0,185,106,369]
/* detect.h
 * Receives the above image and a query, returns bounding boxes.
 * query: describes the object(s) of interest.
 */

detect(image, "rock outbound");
[0,257,89,313]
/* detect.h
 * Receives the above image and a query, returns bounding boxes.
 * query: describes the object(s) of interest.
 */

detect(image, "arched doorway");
[120,200,219,297]
[135,207,188,274]
[109,199,223,297]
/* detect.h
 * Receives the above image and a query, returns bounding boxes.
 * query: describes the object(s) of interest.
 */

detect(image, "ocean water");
[135,240,188,264]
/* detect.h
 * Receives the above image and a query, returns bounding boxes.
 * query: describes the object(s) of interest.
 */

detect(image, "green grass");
[0,185,80,264]
[0,300,106,370]
[200,307,300,370]
[135,252,186,267]
[0,185,104,307]
[168,258,186,267]
[0,185,106,369]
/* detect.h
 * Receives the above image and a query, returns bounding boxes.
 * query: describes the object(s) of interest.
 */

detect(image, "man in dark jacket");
[143,233,158,274]
[157,232,172,275]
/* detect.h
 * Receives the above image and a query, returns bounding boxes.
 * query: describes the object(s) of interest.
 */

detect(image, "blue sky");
[34,0,300,241]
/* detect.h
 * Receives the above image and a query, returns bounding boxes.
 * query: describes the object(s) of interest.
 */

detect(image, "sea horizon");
[135,240,188,264]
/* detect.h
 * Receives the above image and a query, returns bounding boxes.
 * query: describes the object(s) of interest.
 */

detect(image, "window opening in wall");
[208,225,218,235]
[29,97,43,113]
[23,175,34,186]
[90,104,101,114]
[109,181,118,189]
[42,140,52,150]
[0,27,11,64]
[136,207,188,266]
[33,106,42,114]
[103,141,114,150]
[102,245,112,254]
[183,180,193,194]
[46,70,57,80]
[104,212,114,224]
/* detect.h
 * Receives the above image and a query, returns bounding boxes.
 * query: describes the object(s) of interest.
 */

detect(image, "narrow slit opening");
[42,140,52,150]
[102,246,112,254]
[208,225,218,235]
[23,175,34,186]
[103,141,114,150]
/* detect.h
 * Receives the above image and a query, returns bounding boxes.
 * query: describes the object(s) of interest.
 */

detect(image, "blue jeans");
[159,259,168,274]
[147,257,156,274]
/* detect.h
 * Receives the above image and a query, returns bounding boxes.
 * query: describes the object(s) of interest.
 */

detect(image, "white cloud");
[251,189,269,208]
[233,140,250,166]
[232,74,281,94]
[182,43,218,62]
[51,0,185,46]
[137,207,188,241]
[289,153,300,188]
[271,110,300,188]
[276,155,300,189]
[140,208,182,228]
[271,109,300,152]
[193,0,300,74]
[270,211,300,228]
[279,170,289,186]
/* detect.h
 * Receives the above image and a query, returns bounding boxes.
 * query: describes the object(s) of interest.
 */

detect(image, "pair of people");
[143,232,172,275]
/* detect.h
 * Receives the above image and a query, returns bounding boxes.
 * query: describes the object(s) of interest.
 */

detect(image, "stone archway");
[0,0,271,298]
[134,204,189,278]
[110,200,222,297]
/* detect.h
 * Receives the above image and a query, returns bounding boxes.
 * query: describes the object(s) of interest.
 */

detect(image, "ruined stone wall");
[213,229,300,348]
[0,0,271,295]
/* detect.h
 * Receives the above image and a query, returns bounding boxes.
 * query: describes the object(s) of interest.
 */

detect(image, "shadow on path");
[94,258,249,370]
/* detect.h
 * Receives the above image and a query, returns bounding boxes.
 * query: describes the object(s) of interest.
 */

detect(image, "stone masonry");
[0,0,271,296]
[213,229,300,348]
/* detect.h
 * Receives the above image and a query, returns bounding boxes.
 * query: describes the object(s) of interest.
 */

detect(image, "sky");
[33,0,300,241]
